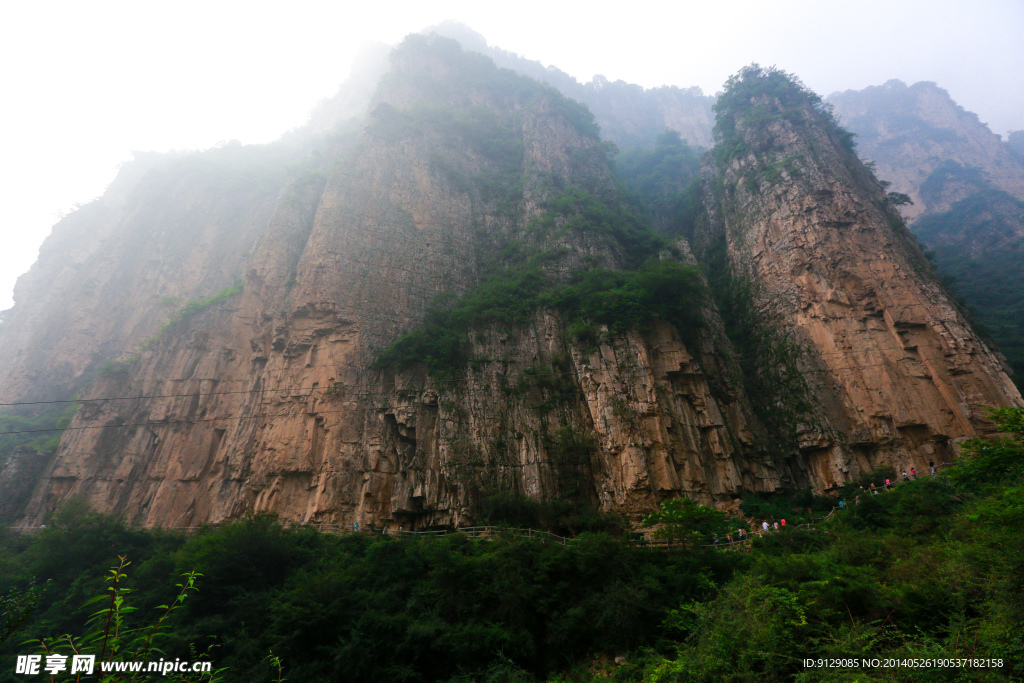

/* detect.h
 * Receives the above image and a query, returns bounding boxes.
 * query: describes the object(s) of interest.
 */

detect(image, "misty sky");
[1,0,1022,311]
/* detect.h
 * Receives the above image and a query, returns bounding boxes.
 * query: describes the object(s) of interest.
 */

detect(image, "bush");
[374,259,705,375]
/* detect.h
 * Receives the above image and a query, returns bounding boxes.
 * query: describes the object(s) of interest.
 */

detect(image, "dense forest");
[1,406,1021,682]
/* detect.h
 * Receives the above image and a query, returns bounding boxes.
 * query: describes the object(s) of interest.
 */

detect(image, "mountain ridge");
[0,37,1019,530]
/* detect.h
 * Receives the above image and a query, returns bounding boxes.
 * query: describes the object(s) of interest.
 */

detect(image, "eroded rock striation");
[696,68,1022,490]
[829,80,1024,386]
[1,50,1020,529]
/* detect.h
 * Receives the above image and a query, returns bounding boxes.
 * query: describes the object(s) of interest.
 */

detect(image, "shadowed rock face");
[1,47,1020,529]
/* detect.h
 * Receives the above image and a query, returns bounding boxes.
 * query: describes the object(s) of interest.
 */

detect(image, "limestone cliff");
[5,37,766,528]
[695,67,1022,490]
[830,80,1024,386]
[0,145,302,405]
[1,52,1020,530]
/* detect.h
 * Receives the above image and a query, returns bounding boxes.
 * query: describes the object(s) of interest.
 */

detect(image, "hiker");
[910,467,916,479]
[902,470,909,482]
[930,459,936,475]
[773,521,779,531]
[870,482,878,495]
[727,533,733,545]
[780,518,786,529]
[885,478,891,489]
[762,520,769,534]
[855,495,861,505]
[839,499,845,509]
[738,527,745,542]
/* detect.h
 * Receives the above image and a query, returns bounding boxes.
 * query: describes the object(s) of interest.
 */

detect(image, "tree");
[887,191,913,207]
[641,498,732,546]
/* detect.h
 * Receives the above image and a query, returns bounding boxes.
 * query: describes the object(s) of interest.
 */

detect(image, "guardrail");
[8,464,958,545]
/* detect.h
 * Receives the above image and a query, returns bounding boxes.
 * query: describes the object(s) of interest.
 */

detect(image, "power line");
[0,385,336,408]
[0,351,1004,438]
[0,339,1001,417]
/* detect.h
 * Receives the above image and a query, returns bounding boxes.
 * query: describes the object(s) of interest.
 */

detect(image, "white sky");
[1,0,1022,311]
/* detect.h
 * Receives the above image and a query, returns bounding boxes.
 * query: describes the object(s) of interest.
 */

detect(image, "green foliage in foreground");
[626,407,1024,683]
[641,498,735,546]
[0,511,738,683]
[3,407,1021,682]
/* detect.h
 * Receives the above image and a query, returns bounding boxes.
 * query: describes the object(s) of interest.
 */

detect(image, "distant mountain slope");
[829,80,1024,387]
[424,21,716,149]
[828,80,1024,222]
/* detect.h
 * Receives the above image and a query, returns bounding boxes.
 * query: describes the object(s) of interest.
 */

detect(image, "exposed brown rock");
[2,51,1021,531]
[697,94,1022,489]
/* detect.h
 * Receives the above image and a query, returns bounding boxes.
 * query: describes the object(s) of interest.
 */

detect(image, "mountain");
[424,21,717,149]
[828,80,1024,221]
[830,80,1024,385]
[0,39,1019,529]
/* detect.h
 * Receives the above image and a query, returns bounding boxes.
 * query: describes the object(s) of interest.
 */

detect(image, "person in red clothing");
[780,518,786,529]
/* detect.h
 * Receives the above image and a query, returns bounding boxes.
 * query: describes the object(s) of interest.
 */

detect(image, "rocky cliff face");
[0,145,303,405]
[4,37,766,528]
[694,67,1022,489]
[1,51,1020,529]
[829,80,1024,387]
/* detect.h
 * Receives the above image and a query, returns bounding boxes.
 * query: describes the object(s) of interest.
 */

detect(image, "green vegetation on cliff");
[614,131,701,234]
[369,37,706,377]
[712,64,856,167]
[373,258,704,375]
[0,403,77,457]
[913,188,1024,387]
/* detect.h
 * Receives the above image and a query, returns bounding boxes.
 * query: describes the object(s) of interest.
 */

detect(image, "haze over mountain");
[1,32,1020,529]
[2,21,1024,682]
[2,1,1022,310]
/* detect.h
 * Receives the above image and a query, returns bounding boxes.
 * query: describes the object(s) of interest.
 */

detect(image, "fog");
[1,0,1021,310]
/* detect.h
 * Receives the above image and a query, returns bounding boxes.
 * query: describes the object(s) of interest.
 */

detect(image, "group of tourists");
[863,459,940,498]
[713,518,790,547]
[710,460,946,549]
[708,458,946,548]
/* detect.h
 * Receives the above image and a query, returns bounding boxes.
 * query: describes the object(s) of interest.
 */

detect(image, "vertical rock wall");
[4,48,1022,529]
[699,97,1023,489]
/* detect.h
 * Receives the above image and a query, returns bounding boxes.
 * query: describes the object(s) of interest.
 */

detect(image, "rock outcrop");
[5,37,765,528]
[829,80,1024,387]
[697,69,1022,490]
[1,51,1020,529]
